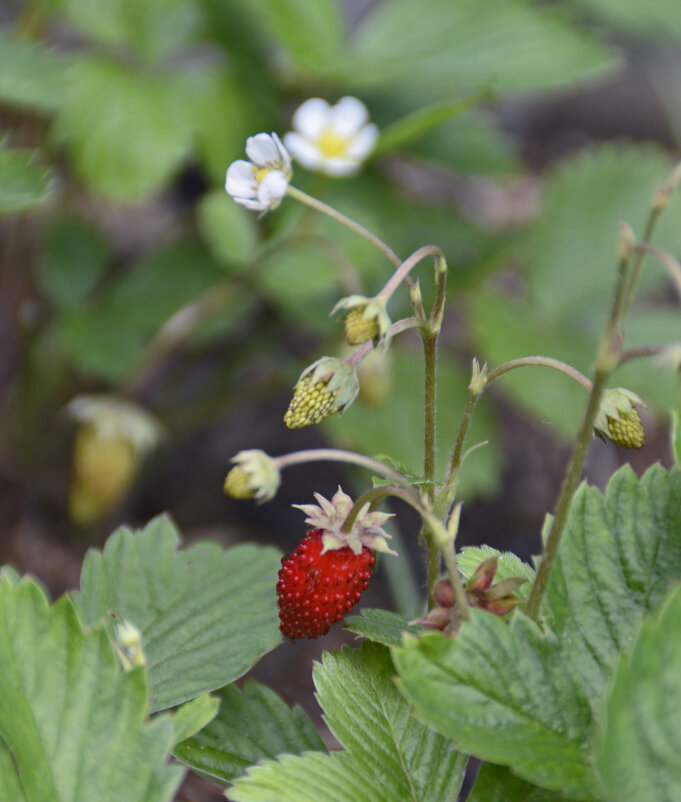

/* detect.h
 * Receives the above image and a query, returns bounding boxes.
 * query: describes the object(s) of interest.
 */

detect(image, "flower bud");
[67,396,163,526]
[594,388,646,449]
[223,449,281,502]
[284,357,359,429]
[113,620,146,670]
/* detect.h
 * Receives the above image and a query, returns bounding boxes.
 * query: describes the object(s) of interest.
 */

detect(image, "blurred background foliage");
[1,0,680,583]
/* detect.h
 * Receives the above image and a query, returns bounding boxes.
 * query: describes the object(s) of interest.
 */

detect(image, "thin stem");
[636,243,681,301]
[273,448,408,486]
[376,245,444,304]
[341,485,426,533]
[486,357,593,393]
[526,188,669,618]
[437,389,481,517]
[618,345,666,365]
[287,185,403,271]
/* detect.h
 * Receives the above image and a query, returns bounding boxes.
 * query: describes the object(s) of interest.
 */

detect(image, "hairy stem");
[486,356,593,393]
[274,448,408,486]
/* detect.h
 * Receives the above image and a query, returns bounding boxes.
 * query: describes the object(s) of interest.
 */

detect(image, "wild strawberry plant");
[3,73,681,802]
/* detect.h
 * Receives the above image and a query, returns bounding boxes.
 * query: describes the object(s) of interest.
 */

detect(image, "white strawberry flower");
[225,132,292,212]
[284,97,379,177]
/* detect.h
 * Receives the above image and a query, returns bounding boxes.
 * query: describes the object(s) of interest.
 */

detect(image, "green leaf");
[570,0,681,38]
[458,546,535,602]
[597,583,681,802]
[63,0,201,62]
[325,350,501,498]
[469,762,577,801]
[344,608,425,647]
[36,218,109,309]
[0,574,183,801]
[72,515,282,712]
[197,190,258,270]
[174,680,325,786]
[234,0,342,72]
[0,147,54,215]
[393,619,598,799]
[52,56,194,201]
[0,31,66,113]
[527,145,681,320]
[230,642,467,802]
[168,693,220,748]
[543,465,681,704]
[57,240,223,382]
[340,0,618,92]
[672,409,681,467]
[375,95,483,154]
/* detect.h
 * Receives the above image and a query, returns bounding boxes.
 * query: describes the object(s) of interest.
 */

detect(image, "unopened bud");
[617,222,636,260]
[469,359,488,394]
[466,556,498,594]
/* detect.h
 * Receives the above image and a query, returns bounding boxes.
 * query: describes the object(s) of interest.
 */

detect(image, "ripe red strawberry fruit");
[277,529,375,639]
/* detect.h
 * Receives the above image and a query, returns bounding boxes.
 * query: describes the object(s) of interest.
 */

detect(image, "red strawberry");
[277,529,375,639]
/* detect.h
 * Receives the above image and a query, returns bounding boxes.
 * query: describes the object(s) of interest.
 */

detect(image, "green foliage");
[468,763,576,801]
[230,642,468,802]
[168,693,220,748]
[673,409,681,466]
[72,515,282,711]
[197,190,259,270]
[394,465,681,799]
[339,0,619,91]
[52,56,194,201]
[568,0,681,37]
[0,31,66,113]
[36,218,109,309]
[174,680,325,786]
[597,583,681,802]
[344,608,425,647]
[57,240,224,381]
[542,465,681,704]
[0,146,54,215]
[0,574,183,801]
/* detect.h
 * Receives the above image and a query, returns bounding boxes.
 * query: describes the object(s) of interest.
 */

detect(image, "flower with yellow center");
[284,97,378,177]
[225,133,292,212]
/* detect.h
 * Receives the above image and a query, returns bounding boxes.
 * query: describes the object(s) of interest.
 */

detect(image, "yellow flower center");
[316,129,350,158]
[254,167,271,184]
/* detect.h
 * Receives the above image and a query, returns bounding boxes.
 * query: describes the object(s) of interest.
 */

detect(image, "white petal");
[225,160,257,197]
[271,132,292,173]
[345,123,379,161]
[246,133,282,168]
[330,96,369,137]
[284,133,324,171]
[319,157,361,177]
[291,98,330,139]
[257,170,289,205]
[233,196,268,211]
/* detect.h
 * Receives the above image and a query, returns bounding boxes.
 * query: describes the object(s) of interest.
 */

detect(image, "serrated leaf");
[52,56,194,200]
[339,0,618,92]
[344,608,425,647]
[173,680,325,786]
[197,190,258,270]
[0,31,66,113]
[527,145,681,320]
[230,642,467,802]
[0,147,55,215]
[597,583,681,802]
[469,762,577,801]
[543,465,681,705]
[72,515,282,712]
[393,618,598,799]
[672,410,681,467]
[168,693,220,748]
[37,218,109,309]
[325,350,501,498]
[458,546,535,602]
[0,574,183,802]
